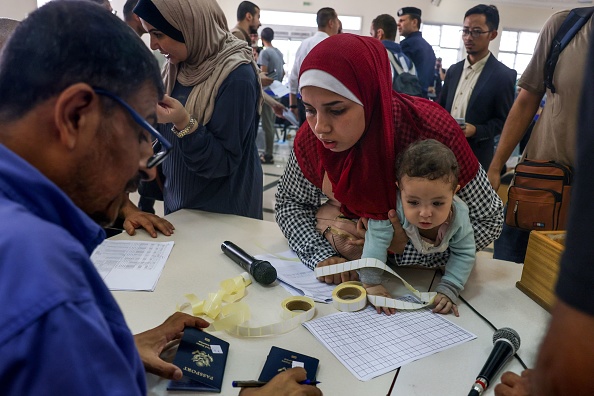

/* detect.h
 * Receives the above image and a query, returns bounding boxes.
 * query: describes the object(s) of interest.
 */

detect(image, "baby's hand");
[432,293,459,317]
[363,283,396,316]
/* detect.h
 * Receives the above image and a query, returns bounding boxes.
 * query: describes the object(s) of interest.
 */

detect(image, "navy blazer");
[439,54,516,170]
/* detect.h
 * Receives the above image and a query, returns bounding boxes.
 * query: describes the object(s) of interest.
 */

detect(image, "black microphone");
[221,241,277,285]
[468,327,521,396]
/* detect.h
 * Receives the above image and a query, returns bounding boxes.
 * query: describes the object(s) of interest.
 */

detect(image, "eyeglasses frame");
[93,87,172,169]
[460,29,492,38]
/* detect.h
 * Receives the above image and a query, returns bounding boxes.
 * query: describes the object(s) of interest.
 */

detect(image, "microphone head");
[251,260,277,285]
[493,327,521,353]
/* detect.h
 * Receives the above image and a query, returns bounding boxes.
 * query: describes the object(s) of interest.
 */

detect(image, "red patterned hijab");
[294,34,397,220]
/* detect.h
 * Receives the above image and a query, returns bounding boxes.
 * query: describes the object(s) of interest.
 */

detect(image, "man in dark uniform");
[397,6,436,98]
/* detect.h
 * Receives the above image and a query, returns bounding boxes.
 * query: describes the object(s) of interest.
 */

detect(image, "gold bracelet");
[171,115,197,138]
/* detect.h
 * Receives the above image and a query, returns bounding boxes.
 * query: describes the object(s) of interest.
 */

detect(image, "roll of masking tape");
[332,282,367,312]
[204,295,316,337]
[315,258,437,310]
[281,296,316,319]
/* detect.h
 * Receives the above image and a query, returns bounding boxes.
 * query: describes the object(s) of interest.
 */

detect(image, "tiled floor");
[258,126,297,222]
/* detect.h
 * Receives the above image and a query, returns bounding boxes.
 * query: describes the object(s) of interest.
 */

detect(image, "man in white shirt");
[438,4,516,170]
[288,7,340,124]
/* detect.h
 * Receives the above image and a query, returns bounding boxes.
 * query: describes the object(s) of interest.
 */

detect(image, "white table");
[390,252,551,395]
[111,210,550,395]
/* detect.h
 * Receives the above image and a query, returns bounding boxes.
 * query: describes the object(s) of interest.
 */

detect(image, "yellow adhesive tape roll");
[332,283,367,312]
[180,274,316,337]
[225,296,316,337]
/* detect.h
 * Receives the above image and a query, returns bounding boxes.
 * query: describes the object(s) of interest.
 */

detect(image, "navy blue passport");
[167,328,229,392]
[258,346,319,382]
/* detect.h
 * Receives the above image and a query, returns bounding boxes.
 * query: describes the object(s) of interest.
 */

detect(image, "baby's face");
[398,176,458,231]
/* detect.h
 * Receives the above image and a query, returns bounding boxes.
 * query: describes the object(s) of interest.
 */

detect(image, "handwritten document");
[91,240,174,291]
[303,296,476,381]
[255,250,335,303]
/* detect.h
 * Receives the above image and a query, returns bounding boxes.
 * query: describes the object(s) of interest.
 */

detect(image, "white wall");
[0,0,36,20]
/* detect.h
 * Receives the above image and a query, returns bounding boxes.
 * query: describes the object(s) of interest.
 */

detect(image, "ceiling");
[480,0,593,8]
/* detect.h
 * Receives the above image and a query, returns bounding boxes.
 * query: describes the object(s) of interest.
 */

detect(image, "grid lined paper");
[303,297,476,381]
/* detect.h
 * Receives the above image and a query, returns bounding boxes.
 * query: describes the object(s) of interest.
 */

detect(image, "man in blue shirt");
[0,3,320,396]
[397,6,437,98]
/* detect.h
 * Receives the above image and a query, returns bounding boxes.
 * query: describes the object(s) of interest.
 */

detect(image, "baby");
[360,139,476,316]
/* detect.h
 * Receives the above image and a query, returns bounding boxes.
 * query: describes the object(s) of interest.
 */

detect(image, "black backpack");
[544,7,594,93]
[386,50,423,97]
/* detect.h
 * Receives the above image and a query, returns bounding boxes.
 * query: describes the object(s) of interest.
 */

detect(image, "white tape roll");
[332,283,367,312]
[315,258,437,310]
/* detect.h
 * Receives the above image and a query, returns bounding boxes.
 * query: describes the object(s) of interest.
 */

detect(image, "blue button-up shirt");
[0,144,146,395]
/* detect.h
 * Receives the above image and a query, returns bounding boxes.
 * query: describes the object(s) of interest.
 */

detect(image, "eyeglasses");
[94,88,172,168]
[461,29,491,38]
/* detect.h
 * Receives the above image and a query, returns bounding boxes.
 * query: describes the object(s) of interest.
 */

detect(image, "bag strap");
[544,7,594,93]
[386,49,405,77]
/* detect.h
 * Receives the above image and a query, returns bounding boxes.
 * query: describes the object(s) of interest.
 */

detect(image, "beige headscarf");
[0,18,19,51]
[151,0,262,125]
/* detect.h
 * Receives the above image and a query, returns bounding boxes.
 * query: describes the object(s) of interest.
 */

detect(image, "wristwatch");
[171,116,197,138]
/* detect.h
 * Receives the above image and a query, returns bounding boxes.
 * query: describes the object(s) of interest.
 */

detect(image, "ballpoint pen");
[232,379,321,387]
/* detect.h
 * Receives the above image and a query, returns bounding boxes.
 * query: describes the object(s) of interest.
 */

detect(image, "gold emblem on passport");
[192,350,214,367]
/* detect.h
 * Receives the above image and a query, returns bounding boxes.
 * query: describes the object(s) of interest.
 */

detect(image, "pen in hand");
[232,379,321,387]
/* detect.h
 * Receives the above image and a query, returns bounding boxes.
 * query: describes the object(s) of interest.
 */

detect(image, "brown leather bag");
[506,160,573,231]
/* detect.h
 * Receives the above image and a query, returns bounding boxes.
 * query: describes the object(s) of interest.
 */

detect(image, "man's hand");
[123,211,175,238]
[134,312,209,380]
[494,369,534,396]
[463,122,477,138]
[239,368,322,396]
[263,94,286,118]
[119,196,174,238]
[316,256,358,284]
[290,93,300,121]
[270,100,286,118]
[387,210,407,254]
[260,72,273,87]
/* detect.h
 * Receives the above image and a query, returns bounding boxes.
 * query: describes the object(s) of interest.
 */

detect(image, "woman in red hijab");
[275,34,503,310]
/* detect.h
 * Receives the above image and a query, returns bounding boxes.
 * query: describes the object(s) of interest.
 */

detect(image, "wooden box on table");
[516,231,565,312]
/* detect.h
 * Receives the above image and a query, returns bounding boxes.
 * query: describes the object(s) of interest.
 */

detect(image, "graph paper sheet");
[303,297,476,381]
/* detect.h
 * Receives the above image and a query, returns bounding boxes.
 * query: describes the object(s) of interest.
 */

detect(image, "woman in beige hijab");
[129,0,263,226]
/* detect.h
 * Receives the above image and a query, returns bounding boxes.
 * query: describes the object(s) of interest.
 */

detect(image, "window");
[498,30,538,77]
[259,10,362,84]
[422,24,462,69]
